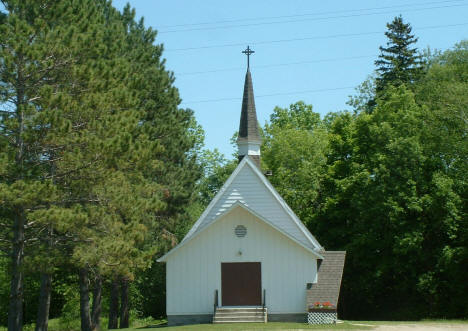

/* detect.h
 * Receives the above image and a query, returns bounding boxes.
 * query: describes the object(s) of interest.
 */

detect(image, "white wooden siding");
[167,206,317,315]
[189,162,315,250]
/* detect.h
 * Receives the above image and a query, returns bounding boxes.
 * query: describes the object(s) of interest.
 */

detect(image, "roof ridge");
[160,157,323,263]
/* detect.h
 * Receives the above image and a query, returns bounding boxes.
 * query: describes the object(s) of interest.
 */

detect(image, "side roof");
[158,156,324,262]
[306,251,346,307]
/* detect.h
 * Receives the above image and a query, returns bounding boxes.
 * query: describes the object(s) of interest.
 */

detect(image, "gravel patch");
[372,323,468,331]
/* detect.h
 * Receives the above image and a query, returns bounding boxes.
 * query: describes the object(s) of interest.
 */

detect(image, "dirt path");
[371,323,468,331]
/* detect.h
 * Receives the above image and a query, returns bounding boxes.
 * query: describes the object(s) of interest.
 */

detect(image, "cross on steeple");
[242,46,255,70]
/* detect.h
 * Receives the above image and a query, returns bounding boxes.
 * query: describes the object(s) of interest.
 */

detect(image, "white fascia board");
[158,156,324,262]
[242,157,324,251]
[233,202,324,259]
[157,202,243,262]
[157,201,323,262]
[157,158,250,262]
[181,157,249,242]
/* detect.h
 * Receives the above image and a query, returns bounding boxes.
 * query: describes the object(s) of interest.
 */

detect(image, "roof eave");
[157,200,323,262]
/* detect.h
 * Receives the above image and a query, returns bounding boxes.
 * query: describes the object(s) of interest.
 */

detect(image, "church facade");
[158,48,345,326]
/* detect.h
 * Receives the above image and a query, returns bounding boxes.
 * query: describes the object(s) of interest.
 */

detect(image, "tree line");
[201,17,467,320]
[0,2,467,331]
[1,1,202,331]
[260,17,468,319]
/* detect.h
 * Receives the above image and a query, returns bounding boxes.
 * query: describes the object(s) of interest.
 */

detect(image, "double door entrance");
[221,262,262,306]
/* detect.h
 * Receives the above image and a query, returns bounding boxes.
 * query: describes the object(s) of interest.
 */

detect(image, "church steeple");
[237,46,261,168]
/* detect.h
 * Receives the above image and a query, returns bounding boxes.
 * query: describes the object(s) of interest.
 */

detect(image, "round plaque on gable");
[234,225,247,238]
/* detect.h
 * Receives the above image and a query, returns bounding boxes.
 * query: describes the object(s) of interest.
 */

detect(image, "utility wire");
[158,0,465,29]
[177,55,377,76]
[180,86,356,105]
[159,2,468,33]
[166,22,468,52]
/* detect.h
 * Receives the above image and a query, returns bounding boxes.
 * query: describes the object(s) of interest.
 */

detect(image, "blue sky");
[113,0,468,157]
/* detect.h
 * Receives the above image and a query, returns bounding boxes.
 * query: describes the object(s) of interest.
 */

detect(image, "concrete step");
[214,314,264,318]
[216,308,266,313]
[213,306,267,324]
[214,315,264,320]
[214,321,264,323]
[213,317,265,323]
[214,321,265,323]
[216,311,265,316]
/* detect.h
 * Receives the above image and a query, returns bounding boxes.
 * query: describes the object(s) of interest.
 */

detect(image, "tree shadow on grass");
[137,321,168,329]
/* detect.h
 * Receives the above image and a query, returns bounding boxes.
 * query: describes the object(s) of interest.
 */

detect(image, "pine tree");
[375,16,424,93]
[0,1,163,330]
[0,1,96,329]
[1,2,203,330]
[103,6,204,328]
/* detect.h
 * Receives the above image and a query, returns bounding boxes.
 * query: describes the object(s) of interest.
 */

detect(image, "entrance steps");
[213,307,267,323]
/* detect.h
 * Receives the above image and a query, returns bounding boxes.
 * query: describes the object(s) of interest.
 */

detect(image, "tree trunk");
[91,275,102,331]
[119,279,129,329]
[9,48,26,331]
[108,278,119,329]
[8,209,25,331]
[79,268,92,331]
[35,273,52,331]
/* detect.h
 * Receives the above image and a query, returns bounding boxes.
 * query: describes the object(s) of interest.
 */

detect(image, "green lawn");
[3,318,467,331]
[124,320,372,330]
[123,319,468,330]
[0,320,370,331]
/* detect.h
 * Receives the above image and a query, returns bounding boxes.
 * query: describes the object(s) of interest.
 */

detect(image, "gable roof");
[158,156,324,262]
[158,201,324,262]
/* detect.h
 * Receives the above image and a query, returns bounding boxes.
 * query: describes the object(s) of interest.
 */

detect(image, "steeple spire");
[238,46,261,168]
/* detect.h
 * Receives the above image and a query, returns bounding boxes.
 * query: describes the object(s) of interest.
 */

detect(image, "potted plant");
[308,301,337,313]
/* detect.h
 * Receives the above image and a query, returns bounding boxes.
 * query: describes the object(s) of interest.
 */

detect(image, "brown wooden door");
[221,262,261,306]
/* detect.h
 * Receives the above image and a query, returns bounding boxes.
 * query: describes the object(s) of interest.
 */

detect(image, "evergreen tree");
[107,6,203,326]
[0,1,99,329]
[375,16,424,93]
[0,1,200,330]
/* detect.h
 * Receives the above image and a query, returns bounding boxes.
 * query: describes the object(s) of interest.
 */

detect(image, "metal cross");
[242,46,255,69]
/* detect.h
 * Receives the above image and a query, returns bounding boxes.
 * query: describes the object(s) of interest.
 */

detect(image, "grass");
[0,319,372,331]
[123,319,468,330]
[2,318,467,331]
[125,320,372,330]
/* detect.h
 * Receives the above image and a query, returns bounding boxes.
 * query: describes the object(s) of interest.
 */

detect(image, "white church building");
[158,47,345,326]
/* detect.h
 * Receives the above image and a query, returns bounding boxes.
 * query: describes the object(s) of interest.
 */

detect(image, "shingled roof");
[306,251,346,308]
[237,69,261,143]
